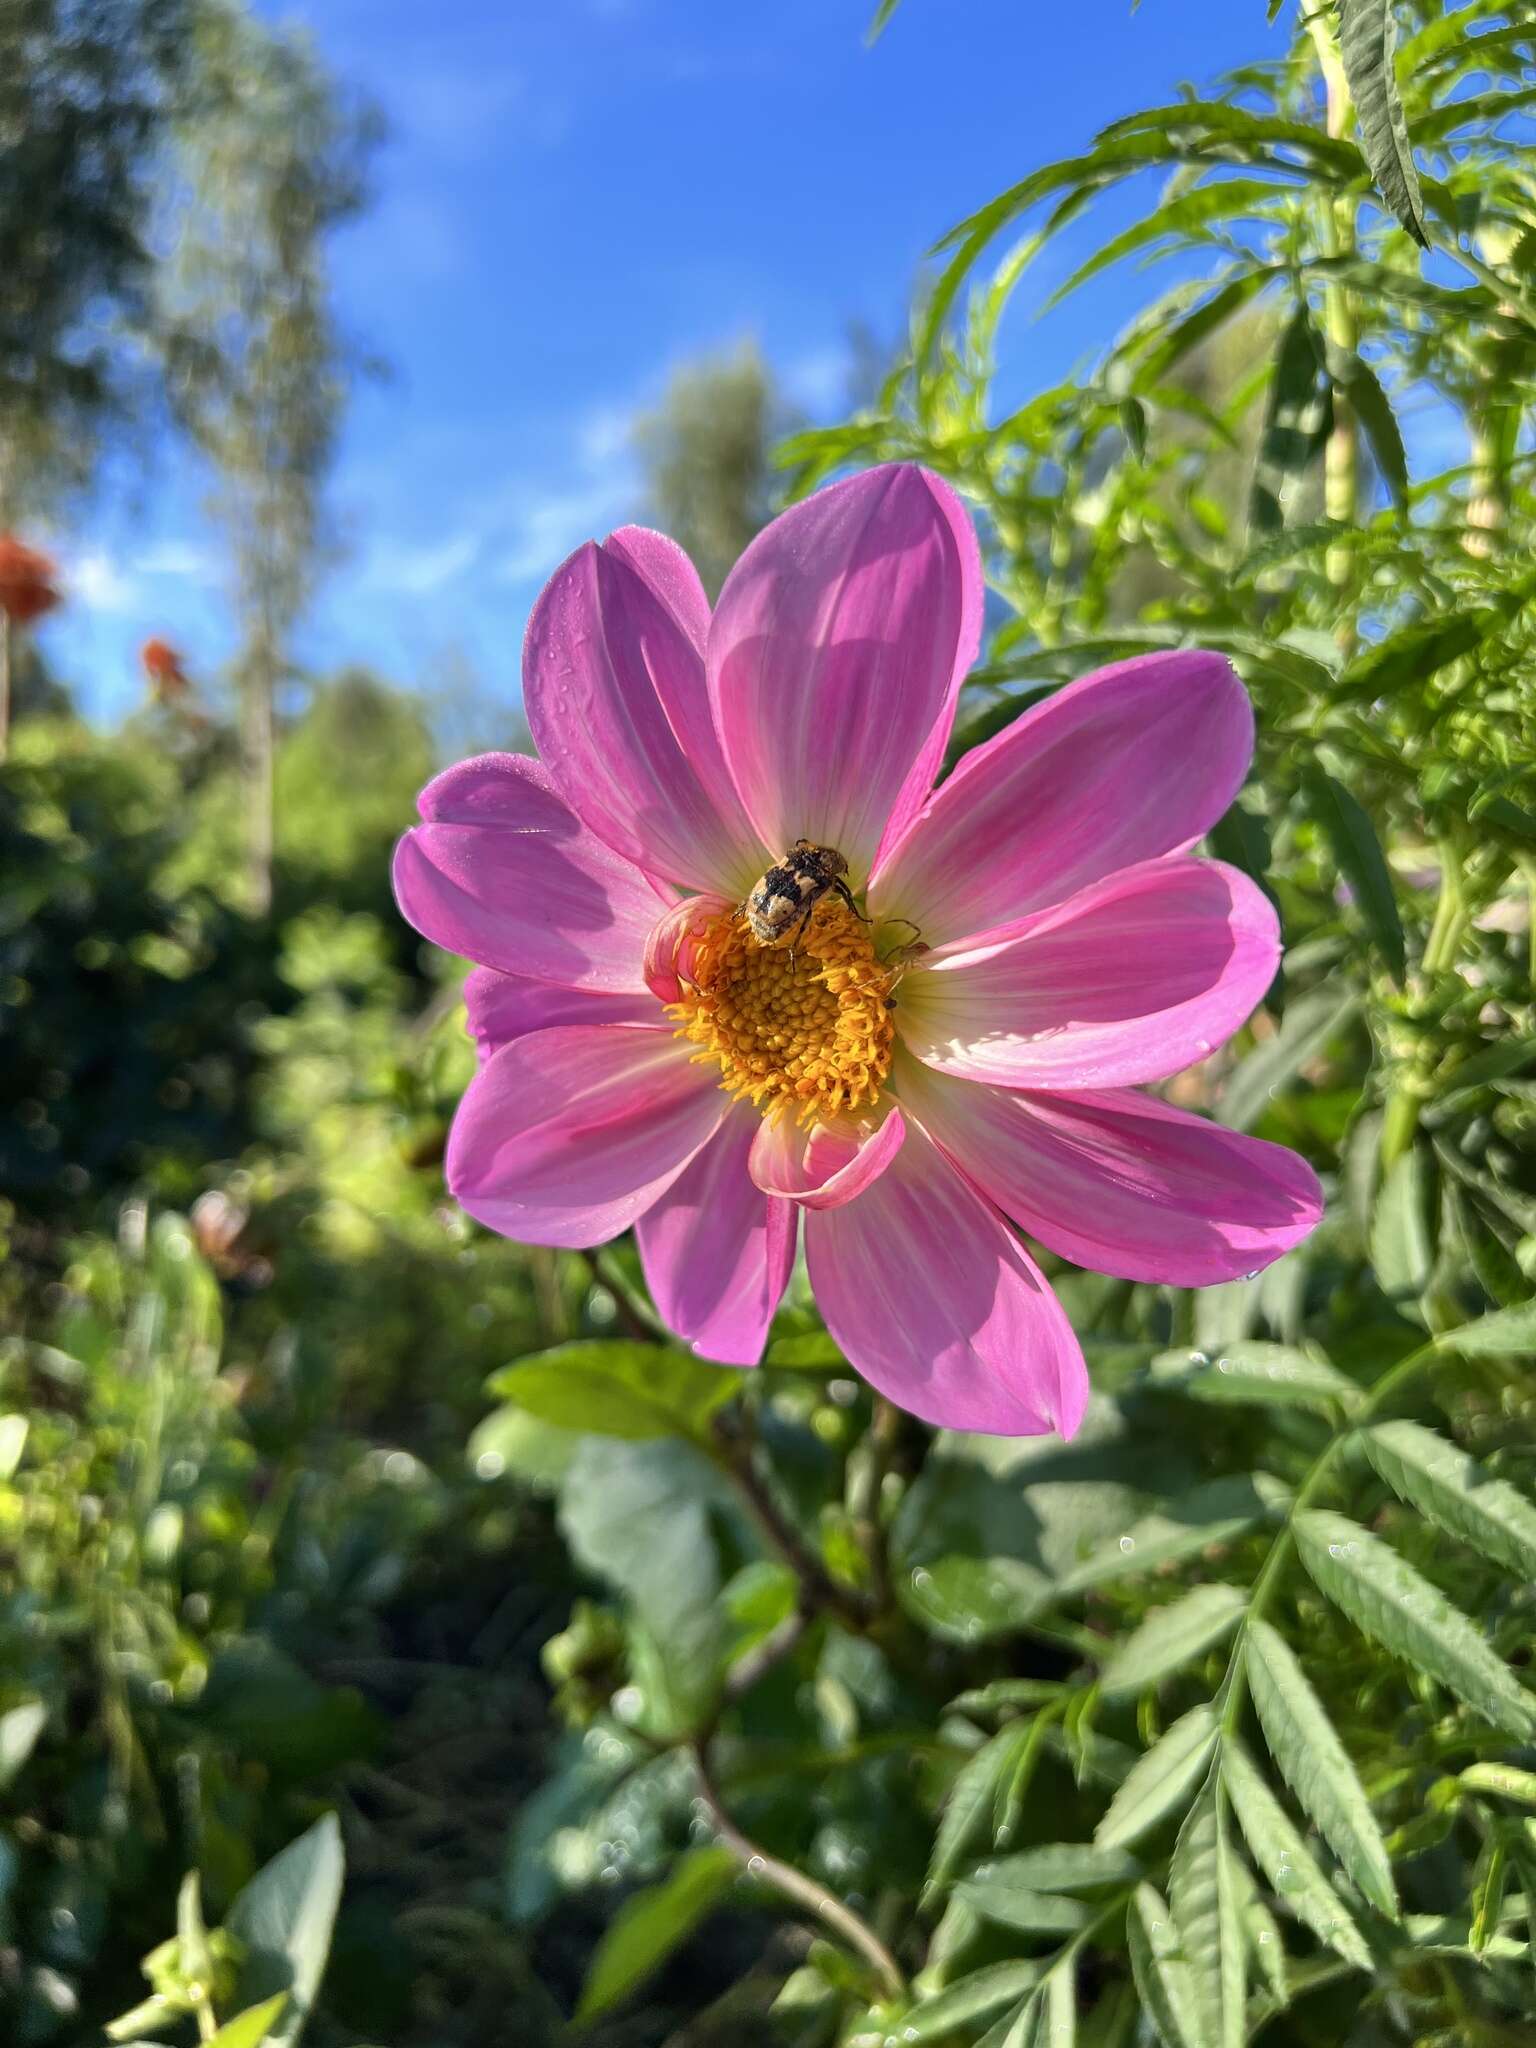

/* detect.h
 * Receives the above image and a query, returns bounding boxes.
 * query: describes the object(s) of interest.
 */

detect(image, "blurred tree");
[0,0,189,519]
[157,1,376,915]
[635,342,782,598]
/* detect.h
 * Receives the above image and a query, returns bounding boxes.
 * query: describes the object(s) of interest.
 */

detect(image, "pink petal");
[748,1106,908,1209]
[643,893,732,1003]
[709,465,982,878]
[871,650,1253,944]
[463,968,658,1065]
[604,525,712,654]
[901,1063,1323,1286]
[447,1024,726,1248]
[804,1120,1088,1438]
[525,535,764,896]
[637,1104,797,1367]
[898,857,1277,1090]
[393,753,667,991]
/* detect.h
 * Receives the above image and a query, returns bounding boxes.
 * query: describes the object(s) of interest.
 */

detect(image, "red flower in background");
[0,536,61,627]
[141,636,189,698]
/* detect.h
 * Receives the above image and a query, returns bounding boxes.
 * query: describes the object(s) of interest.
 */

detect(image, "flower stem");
[710,1411,872,1630]
[689,1738,906,2002]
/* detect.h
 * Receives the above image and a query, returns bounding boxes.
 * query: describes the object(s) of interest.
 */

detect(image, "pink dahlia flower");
[393,464,1321,1438]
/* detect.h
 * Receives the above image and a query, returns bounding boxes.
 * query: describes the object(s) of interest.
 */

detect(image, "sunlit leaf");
[1100,1586,1245,1698]
[1295,1511,1536,1736]
[1221,1739,1371,1969]
[576,1847,737,2022]
[1097,1706,1219,1850]
[1361,1419,1536,1579]
[1338,0,1428,245]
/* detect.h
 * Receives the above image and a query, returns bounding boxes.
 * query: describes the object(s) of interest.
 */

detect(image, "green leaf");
[486,1342,740,1442]
[1295,1510,1536,1737]
[902,1962,1041,2042]
[1301,766,1406,983]
[1361,1419,1536,1579]
[0,1700,47,1790]
[1327,346,1409,507]
[926,1721,1035,1894]
[1151,1342,1358,1412]
[953,1877,1088,1937]
[575,1847,736,2023]
[1229,1855,1287,2002]
[865,0,901,42]
[1250,300,1329,534]
[1096,1705,1219,1850]
[1218,986,1359,1131]
[1370,1147,1433,1308]
[1058,1476,1282,1595]
[1338,0,1427,245]
[963,1843,1142,1895]
[1437,1301,1536,1359]
[205,1997,291,2048]
[1245,1620,1397,1915]
[1127,1883,1202,2048]
[1221,1739,1371,1969]
[1169,1778,1245,2048]
[1339,609,1496,702]
[1100,1584,1246,1698]
[1012,1967,1077,2048]
[558,1438,732,1734]
[225,1813,344,2048]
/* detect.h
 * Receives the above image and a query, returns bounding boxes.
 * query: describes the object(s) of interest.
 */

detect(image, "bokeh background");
[5,4,1536,2046]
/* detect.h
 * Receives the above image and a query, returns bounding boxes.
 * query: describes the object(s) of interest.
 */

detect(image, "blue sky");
[56,0,1272,725]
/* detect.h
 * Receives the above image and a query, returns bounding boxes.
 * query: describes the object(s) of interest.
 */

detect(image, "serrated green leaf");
[1327,346,1409,507]
[1057,1476,1282,1596]
[1361,1419,1536,1580]
[1229,1854,1288,2002]
[953,1877,1088,1937]
[1169,1779,1245,2048]
[486,1342,740,1442]
[1301,766,1405,983]
[1245,1620,1396,1915]
[902,1961,1042,2042]
[1152,1342,1358,1412]
[926,1720,1036,1894]
[966,1844,1143,1895]
[1100,1584,1246,1698]
[1338,0,1427,245]
[576,1846,736,2022]
[1097,1705,1219,1850]
[1011,1966,1077,2048]
[1295,1511,1536,1737]
[1339,608,1495,701]
[225,1814,344,2048]
[1221,1739,1371,1969]
[1438,1301,1536,1358]
[1128,1883,1201,2048]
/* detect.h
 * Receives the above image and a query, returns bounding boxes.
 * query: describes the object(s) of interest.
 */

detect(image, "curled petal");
[804,1120,1088,1438]
[463,968,657,1065]
[447,1024,726,1248]
[525,536,763,895]
[644,893,733,1004]
[871,649,1253,942]
[637,1104,797,1367]
[897,857,1278,1090]
[748,1105,907,1209]
[901,1061,1323,1286]
[710,464,981,876]
[393,752,667,990]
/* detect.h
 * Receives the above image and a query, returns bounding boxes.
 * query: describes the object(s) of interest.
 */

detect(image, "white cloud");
[137,539,217,582]
[496,481,633,584]
[366,530,482,596]
[69,550,136,615]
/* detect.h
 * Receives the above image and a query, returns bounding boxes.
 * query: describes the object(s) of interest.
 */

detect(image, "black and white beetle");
[743,840,866,948]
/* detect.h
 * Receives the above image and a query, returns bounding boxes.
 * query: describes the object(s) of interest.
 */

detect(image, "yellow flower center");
[668,899,897,1125]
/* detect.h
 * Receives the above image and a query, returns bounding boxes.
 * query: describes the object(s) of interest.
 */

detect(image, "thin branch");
[689,1739,906,2003]
[710,1411,872,1630]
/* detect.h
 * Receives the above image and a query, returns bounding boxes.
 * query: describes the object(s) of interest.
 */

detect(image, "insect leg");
[831,878,873,923]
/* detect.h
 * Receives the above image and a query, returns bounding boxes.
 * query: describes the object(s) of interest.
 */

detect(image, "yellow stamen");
[667,899,897,1126]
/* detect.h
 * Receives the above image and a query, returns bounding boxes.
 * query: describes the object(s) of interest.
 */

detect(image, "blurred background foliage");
[3,2,1536,2044]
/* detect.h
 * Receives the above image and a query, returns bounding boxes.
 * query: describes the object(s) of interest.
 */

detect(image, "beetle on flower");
[393,464,1321,1437]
